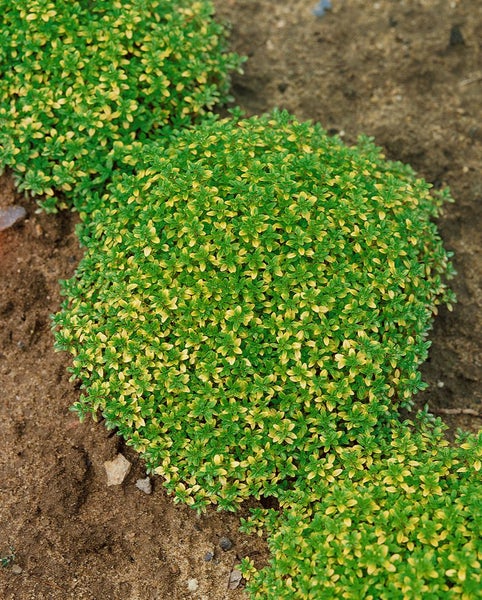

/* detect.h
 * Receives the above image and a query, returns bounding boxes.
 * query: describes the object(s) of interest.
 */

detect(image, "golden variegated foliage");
[0,0,243,211]
[54,111,456,512]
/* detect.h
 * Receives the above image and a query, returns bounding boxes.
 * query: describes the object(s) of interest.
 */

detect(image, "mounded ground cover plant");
[0,2,479,597]
[53,110,457,513]
[0,0,242,211]
[240,416,481,599]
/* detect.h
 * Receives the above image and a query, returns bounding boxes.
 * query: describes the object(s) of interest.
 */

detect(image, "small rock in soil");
[219,536,233,551]
[135,477,152,494]
[204,551,214,562]
[228,569,243,590]
[11,565,23,574]
[313,0,332,17]
[104,453,131,486]
[187,578,199,592]
[0,205,26,231]
[449,25,465,46]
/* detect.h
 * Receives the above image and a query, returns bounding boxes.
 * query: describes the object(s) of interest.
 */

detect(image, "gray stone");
[135,477,152,494]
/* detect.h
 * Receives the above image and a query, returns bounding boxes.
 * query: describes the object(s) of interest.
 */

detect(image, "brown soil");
[0,1,480,598]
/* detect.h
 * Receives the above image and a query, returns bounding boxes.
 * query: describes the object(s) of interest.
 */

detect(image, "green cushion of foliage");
[53,110,455,511]
[0,0,242,211]
[240,417,482,600]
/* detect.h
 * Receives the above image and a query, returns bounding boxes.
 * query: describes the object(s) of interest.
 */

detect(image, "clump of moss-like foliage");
[54,110,457,512]
[241,416,481,599]
[0,0,242,211]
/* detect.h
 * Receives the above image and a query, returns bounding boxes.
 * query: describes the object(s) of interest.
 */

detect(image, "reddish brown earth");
[0,1,480,598]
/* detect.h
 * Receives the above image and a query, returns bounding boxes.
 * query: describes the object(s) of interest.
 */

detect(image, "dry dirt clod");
[219,536,233,551]
[449,24,465,46]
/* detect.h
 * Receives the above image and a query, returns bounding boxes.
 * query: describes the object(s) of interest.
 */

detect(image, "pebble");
[313,0,332,17]
[11,565,23,574]
[228,569,243,590]
[187,578,199,592]
[449,25,465,46]
[0,206,26,232]
[204,551,214,562]
[135,477,152,494]
[104,454,131,486]
[219,536,233,551]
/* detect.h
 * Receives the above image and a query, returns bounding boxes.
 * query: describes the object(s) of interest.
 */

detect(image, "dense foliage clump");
[241,418,482,600]
[2,1,477,596]
[0,0,242,211]
[54,111,455,511]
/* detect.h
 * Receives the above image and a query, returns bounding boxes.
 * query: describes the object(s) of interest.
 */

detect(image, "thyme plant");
[2,2,478,596]
[241,417,481,599]
[0,0,242,211]
[54,111,456,512]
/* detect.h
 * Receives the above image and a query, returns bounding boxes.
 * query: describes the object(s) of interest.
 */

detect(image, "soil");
[0,1,480,598]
